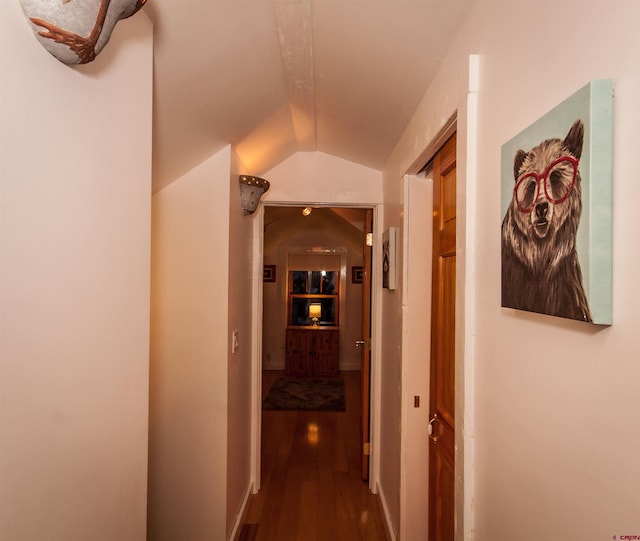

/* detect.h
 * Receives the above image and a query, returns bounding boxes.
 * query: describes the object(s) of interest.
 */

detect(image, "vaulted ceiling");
[143,0,474,193]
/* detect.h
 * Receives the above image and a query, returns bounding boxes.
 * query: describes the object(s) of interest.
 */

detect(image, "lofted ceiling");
[143,0,474,193]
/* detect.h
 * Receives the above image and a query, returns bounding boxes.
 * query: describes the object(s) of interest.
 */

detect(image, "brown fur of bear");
[501,119,592,322]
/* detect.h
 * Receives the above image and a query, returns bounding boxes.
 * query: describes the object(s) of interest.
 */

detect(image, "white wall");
[227,149,256,538]
[377,171,405,539]
[384,1,640,539]
[264,151,383,205]
[0,4,153,540]
[148,147,231,540]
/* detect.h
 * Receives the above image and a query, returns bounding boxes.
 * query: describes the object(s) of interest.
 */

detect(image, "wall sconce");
[21,0,147,65]
[239,175,270,215]
[308,303,322,326]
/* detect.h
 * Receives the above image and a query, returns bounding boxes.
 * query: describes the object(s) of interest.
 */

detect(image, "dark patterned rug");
[262,377,346,411]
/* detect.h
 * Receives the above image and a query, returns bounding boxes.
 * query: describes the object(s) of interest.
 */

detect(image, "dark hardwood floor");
[238,370,388,541]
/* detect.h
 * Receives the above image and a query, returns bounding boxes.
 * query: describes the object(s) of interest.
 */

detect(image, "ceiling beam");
[273,0,317,151]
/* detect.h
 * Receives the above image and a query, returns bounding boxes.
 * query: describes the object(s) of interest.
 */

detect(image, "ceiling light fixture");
[302,206,312,216]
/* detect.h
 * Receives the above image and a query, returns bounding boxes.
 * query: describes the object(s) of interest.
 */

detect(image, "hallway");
[239,371,388,540]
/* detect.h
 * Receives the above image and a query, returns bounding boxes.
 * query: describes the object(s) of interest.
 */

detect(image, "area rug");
[262,377,346,411]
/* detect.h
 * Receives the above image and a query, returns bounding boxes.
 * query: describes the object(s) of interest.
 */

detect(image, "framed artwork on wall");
[351,266,363,284]
[382,227,397,290]
[263,264,276,282]
[501,79,613,325]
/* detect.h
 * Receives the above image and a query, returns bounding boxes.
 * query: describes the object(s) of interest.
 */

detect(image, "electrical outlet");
[232,330,239,353]
[414,396,420,408]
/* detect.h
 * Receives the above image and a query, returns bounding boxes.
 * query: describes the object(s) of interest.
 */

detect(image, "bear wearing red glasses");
[501,119,592,322]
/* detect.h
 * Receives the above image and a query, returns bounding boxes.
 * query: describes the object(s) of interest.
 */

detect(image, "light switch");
[232,330,239,353]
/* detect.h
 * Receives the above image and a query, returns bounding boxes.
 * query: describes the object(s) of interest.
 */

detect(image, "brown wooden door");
[361,208,373,480]
[429,134,456,541]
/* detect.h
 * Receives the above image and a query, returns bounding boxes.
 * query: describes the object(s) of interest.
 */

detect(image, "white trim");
[399,170,433,538]
[339,359,361,371]
[369,203,383,490]
[400,175,411,538]
[228,482,254,541]
[251,209,265,492]
[407,113,457,176]
[450,54,479,541]
[376,479,398,541]
[459,53,479,541]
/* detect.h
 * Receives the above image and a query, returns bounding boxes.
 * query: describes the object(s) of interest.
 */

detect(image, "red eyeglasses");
[514,156,579,213]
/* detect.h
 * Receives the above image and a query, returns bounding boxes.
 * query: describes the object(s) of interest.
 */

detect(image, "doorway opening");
[252,203,380,494]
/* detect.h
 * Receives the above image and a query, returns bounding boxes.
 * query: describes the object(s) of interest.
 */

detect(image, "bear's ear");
[563,119,584,160]
[513,149,527,182]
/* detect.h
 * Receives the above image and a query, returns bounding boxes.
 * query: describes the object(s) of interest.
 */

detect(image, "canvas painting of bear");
[500,80,613,325]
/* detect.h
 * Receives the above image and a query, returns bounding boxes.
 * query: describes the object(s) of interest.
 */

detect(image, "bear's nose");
[535,202,549,219]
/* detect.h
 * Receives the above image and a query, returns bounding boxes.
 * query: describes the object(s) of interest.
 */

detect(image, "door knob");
[428,413,439,442]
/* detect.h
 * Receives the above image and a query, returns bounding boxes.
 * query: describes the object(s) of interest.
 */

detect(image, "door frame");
[400,57,478,537]
[250,201,383,493]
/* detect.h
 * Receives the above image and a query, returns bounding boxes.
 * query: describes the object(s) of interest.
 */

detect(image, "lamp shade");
[308,303,322,319]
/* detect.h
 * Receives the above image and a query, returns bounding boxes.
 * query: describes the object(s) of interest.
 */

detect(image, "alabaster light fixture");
[308,303,322,326]
[239,175,270,215]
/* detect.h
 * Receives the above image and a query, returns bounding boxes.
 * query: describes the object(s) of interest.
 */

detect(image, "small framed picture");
[352,266,363,284]
[263,264,276,282]
[382,227,397,290]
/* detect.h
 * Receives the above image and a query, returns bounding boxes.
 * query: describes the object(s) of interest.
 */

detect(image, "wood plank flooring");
[238,371,388,541]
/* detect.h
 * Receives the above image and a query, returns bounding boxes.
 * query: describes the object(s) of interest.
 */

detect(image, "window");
[288,270,339,327]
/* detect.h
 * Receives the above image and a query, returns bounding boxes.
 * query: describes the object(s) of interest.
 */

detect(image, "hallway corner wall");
[0,4,153,539]
[226,150,257,539]
[149,147,231,540]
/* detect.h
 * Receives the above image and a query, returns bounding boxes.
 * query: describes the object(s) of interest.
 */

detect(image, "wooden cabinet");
[286,328,339,377]
[285,268,339,376]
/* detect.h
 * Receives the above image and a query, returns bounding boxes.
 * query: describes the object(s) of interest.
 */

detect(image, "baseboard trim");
[262,361,284,371]
[262,365,362,372]
[339,361,360,371]
[228,482,253,541]
[376,479,397,541]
